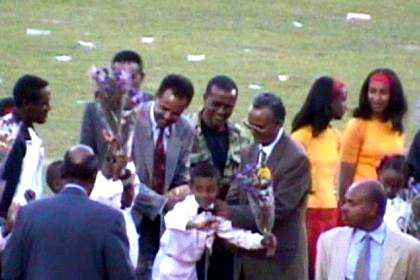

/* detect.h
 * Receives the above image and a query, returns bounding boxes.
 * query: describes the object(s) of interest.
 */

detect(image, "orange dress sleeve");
[340,118,366,164]
[291,126,312,151]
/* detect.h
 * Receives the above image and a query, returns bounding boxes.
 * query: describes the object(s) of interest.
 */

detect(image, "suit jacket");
[316,226,420,280]
[131,101,193,195]
[80,92,153,165]
[2,186,135,280]
[226,132,311,280]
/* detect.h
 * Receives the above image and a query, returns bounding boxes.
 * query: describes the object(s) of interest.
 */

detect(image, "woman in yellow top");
[339,68,407,203]
[291,76,348,279]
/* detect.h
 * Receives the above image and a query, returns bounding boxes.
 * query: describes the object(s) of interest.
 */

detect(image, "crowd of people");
[0,49,419,280]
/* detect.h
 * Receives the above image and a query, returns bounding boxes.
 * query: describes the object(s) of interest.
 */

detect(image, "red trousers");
[306,208,339,279]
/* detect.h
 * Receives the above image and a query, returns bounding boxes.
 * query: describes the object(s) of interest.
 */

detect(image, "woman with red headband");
[338,68,407,203]
[291,76,347,279]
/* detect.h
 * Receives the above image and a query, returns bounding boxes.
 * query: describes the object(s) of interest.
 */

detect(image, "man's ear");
[139,72,145,83]
[370,202,379,218]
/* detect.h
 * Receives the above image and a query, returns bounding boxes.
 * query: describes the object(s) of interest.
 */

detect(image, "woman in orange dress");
[291,76,347,279]
[338,68,407,203]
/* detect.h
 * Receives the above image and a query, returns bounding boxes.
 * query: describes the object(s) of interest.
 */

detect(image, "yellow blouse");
[340,118,404,182]
[292,125,340,209]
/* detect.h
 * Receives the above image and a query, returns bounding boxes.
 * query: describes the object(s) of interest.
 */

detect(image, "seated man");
[316,180,420,280]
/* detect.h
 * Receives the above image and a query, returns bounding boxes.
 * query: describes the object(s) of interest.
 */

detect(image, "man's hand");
[24,190,36,203]
[101,129,129,180]
[5,203,20,234]
[214,199,231,220]
[165,185,190,210]
[186,217,220,231]
[261,233,277,256]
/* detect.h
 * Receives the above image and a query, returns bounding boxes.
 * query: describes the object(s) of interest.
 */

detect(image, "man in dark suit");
[2,144,135,280]
[80,50,153,165]
[131,74,195,280]
[226,93,311,280]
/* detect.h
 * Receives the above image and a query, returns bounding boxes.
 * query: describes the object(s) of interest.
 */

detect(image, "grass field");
[0,0,419,159]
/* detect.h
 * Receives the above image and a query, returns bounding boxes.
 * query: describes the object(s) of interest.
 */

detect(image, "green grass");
[0,0,419,159]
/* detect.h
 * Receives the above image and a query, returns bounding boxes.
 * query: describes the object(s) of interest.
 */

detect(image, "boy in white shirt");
[152,162,276,280]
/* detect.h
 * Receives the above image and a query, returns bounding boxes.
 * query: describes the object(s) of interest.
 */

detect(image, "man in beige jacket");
[316,180,420,280]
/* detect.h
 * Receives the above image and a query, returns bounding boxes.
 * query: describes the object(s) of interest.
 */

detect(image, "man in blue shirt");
[316,180,420,280]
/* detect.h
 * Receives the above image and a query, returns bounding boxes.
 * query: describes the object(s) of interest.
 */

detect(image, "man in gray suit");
[226,93,311,280]
[2,144,135,280]
[131,74,195,279]
[80,50,153,165]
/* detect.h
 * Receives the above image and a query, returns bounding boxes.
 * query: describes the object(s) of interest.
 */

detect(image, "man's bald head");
[341,180,387,230]
[350,180,387,217]
[61,144,98,182]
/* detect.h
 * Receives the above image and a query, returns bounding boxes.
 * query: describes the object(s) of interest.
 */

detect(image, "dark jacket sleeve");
[80,103,97,152]
[2,206,27,280]
[103,211,135,280]
[273,153,310,222]
[0,132,26,218]
[407,130,420,182]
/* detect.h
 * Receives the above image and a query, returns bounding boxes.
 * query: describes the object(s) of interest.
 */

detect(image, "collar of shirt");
[257,127,284,162]
[353,221,387,245]
[150,102,172,142]
[64,183,88,195]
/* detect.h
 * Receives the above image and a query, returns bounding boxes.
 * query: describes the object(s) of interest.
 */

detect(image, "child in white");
[152,162,276,280]
[377,155,412,232]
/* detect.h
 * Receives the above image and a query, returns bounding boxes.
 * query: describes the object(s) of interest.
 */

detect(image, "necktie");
[153,128,166,194]
[258,149,267,167]
[354,234,372,280]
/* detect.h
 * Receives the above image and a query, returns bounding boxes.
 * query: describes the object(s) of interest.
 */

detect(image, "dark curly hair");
[292,76,335,137]
[353,68,407,133]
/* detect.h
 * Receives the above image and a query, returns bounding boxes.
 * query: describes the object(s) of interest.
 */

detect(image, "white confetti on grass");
[292,21,303,28]
[346,13,371,22]
[248,84,262,90]
[78,40,96,49]
[187,54,206,62]
[26,28,51,36]
[141,36,155,44]
[55,55,72,62]
[277,75,289,82]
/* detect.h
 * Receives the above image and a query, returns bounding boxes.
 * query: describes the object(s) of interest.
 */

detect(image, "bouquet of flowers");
[90,64,142,157]
[0,114,20,163]
[235,163,276,256]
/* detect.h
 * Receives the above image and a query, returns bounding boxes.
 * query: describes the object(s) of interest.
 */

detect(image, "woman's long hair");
[353,68,407,133]
[292,76,334,137]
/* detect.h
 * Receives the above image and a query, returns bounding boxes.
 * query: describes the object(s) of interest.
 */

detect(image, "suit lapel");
[333,228,353,279]
[137,104,154,179]
[380,230,402,279]
[164,125,182,191]
[266,133,288,172]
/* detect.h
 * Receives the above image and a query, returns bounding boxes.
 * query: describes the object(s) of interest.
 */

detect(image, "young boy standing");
[152,162,276,280]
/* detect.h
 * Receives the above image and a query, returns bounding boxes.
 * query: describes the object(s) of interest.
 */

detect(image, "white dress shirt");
[13,127,45,205]
[257,127,283,167]
[150,102,172,150]
[90,162,139,266]
[346,222,387,280]
[384,197,412,233]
